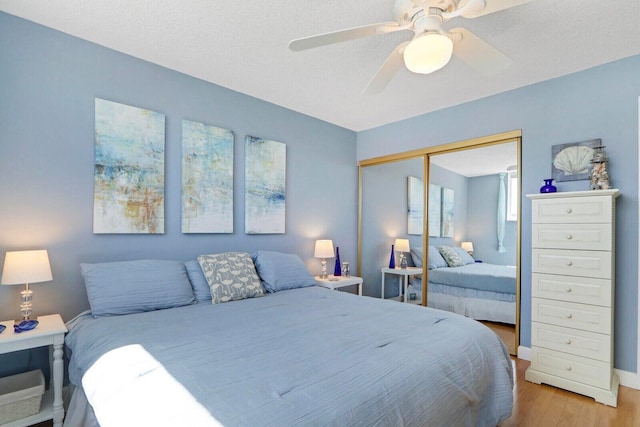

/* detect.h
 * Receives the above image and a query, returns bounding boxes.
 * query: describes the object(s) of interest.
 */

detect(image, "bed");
[63,251,513,427]
[408,246,517,325]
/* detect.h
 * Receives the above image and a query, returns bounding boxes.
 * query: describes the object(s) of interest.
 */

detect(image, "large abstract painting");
[441,187,455,238]
[93,98,165,234]
[181,120,234,233]
[407,176,423,235]
[245,136,286,234]
[428,184,441,237]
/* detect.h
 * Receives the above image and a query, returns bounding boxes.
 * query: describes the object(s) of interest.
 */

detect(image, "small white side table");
[316,275,363,295]
[381,267,423,303]
[0,314,67,427]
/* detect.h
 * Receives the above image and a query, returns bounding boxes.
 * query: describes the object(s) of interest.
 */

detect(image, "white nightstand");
[316,275,363,295]
[0,314,67,427]
[381,267,423,303]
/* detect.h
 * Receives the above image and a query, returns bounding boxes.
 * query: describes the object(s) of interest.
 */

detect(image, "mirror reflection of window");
[507,170,518,222]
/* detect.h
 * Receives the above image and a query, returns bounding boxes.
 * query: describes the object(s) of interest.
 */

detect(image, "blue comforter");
[427,263,517,294]
[66,287,513,427]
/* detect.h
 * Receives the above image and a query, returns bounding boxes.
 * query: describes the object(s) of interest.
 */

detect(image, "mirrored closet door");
[358,131,521,355]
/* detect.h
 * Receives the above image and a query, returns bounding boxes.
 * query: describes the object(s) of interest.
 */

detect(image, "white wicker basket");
[0,370,45,424]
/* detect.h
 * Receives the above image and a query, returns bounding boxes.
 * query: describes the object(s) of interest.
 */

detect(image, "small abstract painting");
[93,98,165,234]
[182,120,234,233]
[245,136,286,234]
[407,176,423,235]
[441,187,454,238]
[428,184,441,237]
[552,139,600,182]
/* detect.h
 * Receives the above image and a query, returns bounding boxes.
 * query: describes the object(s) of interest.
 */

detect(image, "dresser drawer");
[532,223,612,251]
[531,322,611,362]
[532,298,611,334]
[532,273,612,306]
[532,196,613,224]
[532,249,612,279]
[531,347,611,389]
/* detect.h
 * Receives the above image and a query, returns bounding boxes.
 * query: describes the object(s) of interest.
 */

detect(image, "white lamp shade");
[314,240,334,258]
[403,32,453,74]
[394,239,410,253]
[1,250,53,285]
[461,242,474,252]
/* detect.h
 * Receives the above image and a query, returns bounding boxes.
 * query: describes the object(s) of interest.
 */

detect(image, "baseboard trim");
[516,345,639,390]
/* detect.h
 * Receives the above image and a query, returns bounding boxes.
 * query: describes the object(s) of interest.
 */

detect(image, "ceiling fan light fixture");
[403,32,453,74]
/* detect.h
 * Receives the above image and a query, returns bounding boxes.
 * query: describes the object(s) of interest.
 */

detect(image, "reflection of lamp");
[404,32,454,74]
[1,250,53,320]
[461,242,474,256]
[314,240,334,279]
[395,239,410,269]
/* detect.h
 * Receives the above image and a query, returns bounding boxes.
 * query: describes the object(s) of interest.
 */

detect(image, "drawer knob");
[566,261,573,266]
[566,313,573,319]
[565,208,573,214]
[565,339,572,345]
[565,287,573,293]
[565,365,572,371]
[566,234,573,240]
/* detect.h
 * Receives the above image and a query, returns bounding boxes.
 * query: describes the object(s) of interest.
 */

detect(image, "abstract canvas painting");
[245,136,286,234]
[441,187,454,238]
[93,98,165,234]
[407,176,423,235]
[428,184,441,237]
[182,120,234,233]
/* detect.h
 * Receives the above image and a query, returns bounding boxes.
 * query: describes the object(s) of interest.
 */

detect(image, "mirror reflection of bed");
[358,133,520,356]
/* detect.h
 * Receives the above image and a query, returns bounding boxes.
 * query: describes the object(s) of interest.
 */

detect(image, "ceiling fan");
[289,0,533,94]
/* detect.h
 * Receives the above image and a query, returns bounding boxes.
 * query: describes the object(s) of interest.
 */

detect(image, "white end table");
[381,267,423,302]
[0,314,67,427]
[316,275,363,295]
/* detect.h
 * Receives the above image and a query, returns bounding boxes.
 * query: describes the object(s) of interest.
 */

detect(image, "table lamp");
[461,242,474,256]
[1,249,53,320]
[394,239,410,269]
[314,240,334,278]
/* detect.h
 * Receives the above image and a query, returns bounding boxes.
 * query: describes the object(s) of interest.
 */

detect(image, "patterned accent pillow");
[438,246,466,267]
[197,252,264,304]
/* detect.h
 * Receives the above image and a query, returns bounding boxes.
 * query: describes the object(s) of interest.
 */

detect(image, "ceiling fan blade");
[289,22,401,52]
[363,41,410,95]
[459,0,534,19]
[450,27,512,75]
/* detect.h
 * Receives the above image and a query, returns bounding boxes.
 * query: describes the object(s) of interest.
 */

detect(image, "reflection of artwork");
[245,136,286,234]
[552,139,600,182]
[428,184,441,237]
[93,98,165,234]
[407,176,423,235]
[441,187,454,238]
[182,120,234,233]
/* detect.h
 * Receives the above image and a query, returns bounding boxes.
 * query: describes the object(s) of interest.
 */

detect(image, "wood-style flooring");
[34,358,640,427]
[502,358,640,427]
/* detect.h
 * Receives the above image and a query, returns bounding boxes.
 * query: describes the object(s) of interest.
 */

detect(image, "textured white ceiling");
[2,0,640,131]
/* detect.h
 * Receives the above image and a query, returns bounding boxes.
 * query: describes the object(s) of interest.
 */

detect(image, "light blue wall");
[358,55,640,372]
[467,175,517,265]
[0,12,358,329]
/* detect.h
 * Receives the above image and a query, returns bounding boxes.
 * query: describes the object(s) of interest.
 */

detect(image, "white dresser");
[525,189,620,406]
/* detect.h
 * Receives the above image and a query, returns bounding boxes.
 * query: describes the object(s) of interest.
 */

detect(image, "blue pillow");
[453,247,475,265]
[427,246,448,269]
[252,251,317,292]
[184,259,211,302]
[81,260,195,318]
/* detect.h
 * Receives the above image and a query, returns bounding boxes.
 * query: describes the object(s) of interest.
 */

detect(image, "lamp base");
[20,284,33,321]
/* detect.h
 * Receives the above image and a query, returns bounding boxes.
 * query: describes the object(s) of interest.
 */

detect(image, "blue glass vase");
[388,244,395,269]
[540,179,557,193]
[334,246,341,276]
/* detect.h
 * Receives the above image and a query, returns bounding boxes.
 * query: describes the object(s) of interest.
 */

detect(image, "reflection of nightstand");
[381,267,423,303]
[0,314,67,427]
[316,275,363,295]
